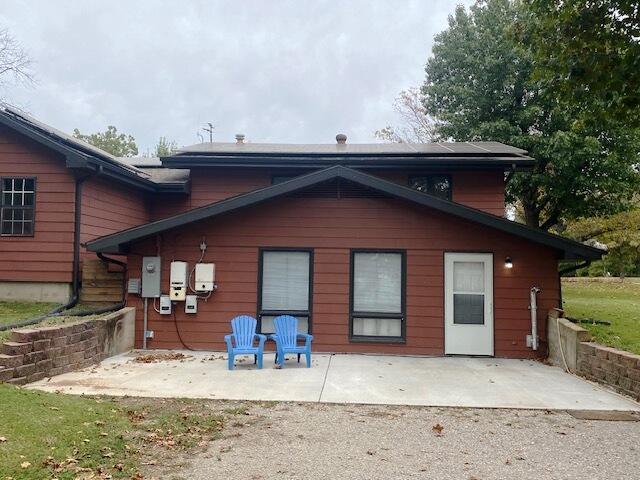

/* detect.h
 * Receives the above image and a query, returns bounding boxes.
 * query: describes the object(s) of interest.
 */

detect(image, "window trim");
[408,173,452,200]
[0,176,37,237]
[256,247,314,334]
[349,249,407,343]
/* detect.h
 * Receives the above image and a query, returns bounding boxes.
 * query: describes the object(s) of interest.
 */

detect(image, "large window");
[258,249,312,334]
[408,174,451,200]
[1,177,36,236]
[350,250,405,342]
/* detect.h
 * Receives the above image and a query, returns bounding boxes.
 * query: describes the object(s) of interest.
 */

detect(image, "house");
[0,109,602,358]
[0,107,189,303]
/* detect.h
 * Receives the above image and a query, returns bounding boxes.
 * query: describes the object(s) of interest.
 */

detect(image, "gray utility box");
[141,256,162,298]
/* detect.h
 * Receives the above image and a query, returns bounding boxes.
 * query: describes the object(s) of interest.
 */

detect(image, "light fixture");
[505,256,513,269]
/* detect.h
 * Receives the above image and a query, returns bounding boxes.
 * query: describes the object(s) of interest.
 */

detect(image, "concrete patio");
[29,351,640,411]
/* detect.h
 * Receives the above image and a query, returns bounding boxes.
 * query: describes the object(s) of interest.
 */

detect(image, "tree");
[0,27,33,97]
[153,136,177,157]
[375,88,438,143]
[528,0,640,129]
[73,126,138,157]
[564,208,640,277]
[420,0,639,230]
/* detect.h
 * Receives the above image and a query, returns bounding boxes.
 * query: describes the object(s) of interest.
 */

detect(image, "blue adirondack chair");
[270,315,313,368]
[224,315,267,370]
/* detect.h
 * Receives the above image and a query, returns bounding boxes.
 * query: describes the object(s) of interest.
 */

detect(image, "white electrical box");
[170,261,188,301]
[195,263,215,292]
[185,295,198,314]
[159,295,172,315]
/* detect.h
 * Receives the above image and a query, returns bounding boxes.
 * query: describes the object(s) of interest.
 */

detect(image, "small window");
[258,249,313,334]
[1,177,36,236]
[408,174,451,200]
[350,251,405,342]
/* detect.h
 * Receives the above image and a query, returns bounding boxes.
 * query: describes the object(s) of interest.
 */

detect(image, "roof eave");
[86,165,603,261]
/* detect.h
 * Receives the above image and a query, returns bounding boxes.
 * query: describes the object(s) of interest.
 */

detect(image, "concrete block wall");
[577,342,640,401]
[0,307,134,385]
[547,309,640,402]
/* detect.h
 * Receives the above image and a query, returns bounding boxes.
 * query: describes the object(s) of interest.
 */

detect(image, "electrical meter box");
[159,295,172,315]
[141,256,161,298]
[185,295,198,314]
[194,263,215,292]
[169,261,188,301]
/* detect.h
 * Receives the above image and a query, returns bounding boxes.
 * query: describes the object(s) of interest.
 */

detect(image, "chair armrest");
[224,334,234,350]
[298,333,313,347]
[255,333,267,348]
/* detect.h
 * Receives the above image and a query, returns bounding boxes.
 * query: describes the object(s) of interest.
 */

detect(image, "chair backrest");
[273,315,298,347]
[231,315,257,348]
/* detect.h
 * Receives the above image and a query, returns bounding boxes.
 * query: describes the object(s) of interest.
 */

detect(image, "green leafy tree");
[73,125,138,157]
[420,0,639,230]
[153,136,177,157]
[528,0,640,129]
[565,208,640,277]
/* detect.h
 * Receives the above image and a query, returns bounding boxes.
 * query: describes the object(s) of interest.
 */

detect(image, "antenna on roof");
[202,122,215,143]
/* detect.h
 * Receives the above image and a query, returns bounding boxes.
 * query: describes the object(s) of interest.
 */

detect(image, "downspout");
[0,173,91,331]
[558,260,591,307]
[529,286,541,350]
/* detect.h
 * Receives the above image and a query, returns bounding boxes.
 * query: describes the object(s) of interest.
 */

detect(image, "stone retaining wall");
[577,342,640,401]
[0,307,134,385]
[547,309,640,402]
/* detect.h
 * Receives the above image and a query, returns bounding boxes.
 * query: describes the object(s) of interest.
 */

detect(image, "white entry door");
[444,253,494,356]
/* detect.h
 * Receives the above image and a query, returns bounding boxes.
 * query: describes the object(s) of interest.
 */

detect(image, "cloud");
[0,0,470,151]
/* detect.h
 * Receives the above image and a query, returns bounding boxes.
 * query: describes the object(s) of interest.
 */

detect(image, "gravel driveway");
[150,402,640,480]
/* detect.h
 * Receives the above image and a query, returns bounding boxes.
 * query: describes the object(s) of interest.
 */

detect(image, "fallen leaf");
[0,436,6,442]
[20,461,31,469]
[432,423,444,435]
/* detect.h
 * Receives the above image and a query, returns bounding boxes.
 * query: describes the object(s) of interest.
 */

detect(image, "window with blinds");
[350,251,405,341]
[258,250,312,334]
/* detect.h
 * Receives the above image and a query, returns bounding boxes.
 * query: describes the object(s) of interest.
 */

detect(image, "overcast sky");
[0,1,470,152]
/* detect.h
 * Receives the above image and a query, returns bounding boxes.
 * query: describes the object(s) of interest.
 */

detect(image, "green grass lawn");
[0,384,229,479]
[562,278,640,354]
[0,301,59,326]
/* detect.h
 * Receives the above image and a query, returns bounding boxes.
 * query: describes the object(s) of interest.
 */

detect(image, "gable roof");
[163,140,535,170]
[85,165,603,260]
[0,107,189,193]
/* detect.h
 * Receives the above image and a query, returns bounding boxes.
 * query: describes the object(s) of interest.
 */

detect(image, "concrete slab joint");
[0,307,134,385]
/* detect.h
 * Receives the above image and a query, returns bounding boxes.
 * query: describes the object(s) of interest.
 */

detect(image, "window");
[452,261,485,325]
[408,174,451,200]
[1,177,36,236]
[258,249,312,334]
[350,251,405,342]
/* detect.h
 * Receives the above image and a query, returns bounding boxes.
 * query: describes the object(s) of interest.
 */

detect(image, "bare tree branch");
[375,88,438,143]
[0,27,33,90]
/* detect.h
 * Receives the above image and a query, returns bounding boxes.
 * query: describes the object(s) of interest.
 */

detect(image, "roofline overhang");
[161,154,534,170]
[0,112,190,194]
[86,165,603,261]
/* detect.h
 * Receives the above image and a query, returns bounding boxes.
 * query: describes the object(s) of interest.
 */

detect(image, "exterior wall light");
[505,257,513,269]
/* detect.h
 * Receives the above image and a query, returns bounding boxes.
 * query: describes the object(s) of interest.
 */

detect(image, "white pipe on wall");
[529,286,541,350]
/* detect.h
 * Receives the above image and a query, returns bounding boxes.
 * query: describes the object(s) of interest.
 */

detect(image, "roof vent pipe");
[336,133,347,144]
[235,134,245,144]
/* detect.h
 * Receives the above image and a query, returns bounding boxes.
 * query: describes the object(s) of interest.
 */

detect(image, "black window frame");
[257,247,314,335]
[349,249,406,343]
[408,174,452,200]
[1,176,37,237]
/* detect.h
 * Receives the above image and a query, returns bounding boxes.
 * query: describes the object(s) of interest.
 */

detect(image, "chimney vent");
[235,133,245,144]
[336,133,347,145]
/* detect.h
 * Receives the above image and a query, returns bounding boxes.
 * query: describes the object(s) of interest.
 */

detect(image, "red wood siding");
[128,193,558,359]
[0,127,76,282]
[152,167,506,220]
[80,177,150,263]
